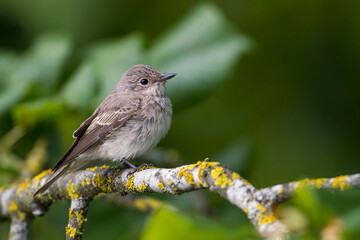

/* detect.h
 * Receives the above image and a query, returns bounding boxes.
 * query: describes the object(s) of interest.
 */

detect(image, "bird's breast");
[98,96,172,161]
[134,96,172,152]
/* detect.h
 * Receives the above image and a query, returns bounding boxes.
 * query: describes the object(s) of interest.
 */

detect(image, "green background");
[0,0,359,239]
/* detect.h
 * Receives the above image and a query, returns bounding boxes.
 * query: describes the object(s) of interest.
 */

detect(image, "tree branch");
[66,197,90,240]
[0,160,359,239]
[9,214,33,240]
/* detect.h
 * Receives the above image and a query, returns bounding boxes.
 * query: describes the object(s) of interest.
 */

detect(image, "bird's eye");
[140,79,148,85]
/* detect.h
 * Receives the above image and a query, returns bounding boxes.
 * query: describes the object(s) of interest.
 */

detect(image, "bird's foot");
[121,158,137,169]
[121,158,154,176]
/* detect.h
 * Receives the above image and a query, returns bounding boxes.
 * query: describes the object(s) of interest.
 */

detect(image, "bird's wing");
[72,107,100,138]
[51,107,100,172]
[52,99,141,172]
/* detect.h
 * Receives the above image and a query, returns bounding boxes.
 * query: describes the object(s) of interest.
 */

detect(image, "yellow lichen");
[331,175,350,190]
[211,167,234,188]
[126,174,135,191]
[167,181,176,193]
[296,178,311,189]
[198,161,220,184]
[157,183,165,191]
[17,178,31,194]
[178,167,196,185]
[297,178,327,189]
[65,226,77,238]
[231,171,251,185]
[297,177,334,190]
[81,178,92,187]
[86,166,98,171]
[256,204,267,213]
[242,178,252,185]
[8,201,18,212]
[112,168,121,177]
[211,166,224,179]
[258,212,278,225]
[93,173,113,192]
[138,165,155,171]
[7,201,25,220]
[244,207,249,214]
[137,183,147,192]
[67,181,79,198]
[100,165,110,169]
[32,169,51,187]
[125,173,146,192]
[75,210,88,226]
[17,211,26,221]
[312,178,327,188]
[232,172,240,179]
[85,178,91,185]
[277,187,284,194]
[176,160,227,188]
[107,177,112,184]
[184,164,197,171]
[69,209,74,219]
[215,174,234,188]
[93,173,101,186]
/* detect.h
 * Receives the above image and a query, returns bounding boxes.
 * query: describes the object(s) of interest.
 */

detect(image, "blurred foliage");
[141,207,258,240]
[0,0,359,239]
[279,188,360,239]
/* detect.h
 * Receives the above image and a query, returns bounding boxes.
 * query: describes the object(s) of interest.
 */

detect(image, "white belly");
[100,112,171,160]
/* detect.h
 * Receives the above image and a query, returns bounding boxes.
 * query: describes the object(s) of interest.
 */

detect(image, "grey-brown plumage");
[33,64,176,196]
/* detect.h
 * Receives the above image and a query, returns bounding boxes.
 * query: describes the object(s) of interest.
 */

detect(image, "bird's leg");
[121,158,137,169]
[121,158,154,176]
[136,163,155,169]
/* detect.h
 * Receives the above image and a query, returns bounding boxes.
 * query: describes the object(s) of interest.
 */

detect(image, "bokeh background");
[0,0,359,239]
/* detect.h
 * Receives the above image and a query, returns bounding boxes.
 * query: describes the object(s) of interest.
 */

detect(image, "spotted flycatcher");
[34,64,176,196]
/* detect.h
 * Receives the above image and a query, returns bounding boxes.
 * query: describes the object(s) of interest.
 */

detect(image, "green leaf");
[141,208,258,240]
[60,61,97,110]
[0,50,18,84]
[0,78,31,116]
[291,188,333,229]
[147,3,252,109]
[28,33,72,90]
[11,98,65,127]
[342,205,360,239]
[0,151,23,173]
[0,33,72,115]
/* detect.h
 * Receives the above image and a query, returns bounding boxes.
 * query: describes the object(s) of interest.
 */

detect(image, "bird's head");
[117,64,176,97]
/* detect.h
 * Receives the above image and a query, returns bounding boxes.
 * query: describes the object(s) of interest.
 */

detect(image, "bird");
[33,64,176,197]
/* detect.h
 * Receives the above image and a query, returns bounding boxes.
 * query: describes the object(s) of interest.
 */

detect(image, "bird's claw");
[121,158,154,177]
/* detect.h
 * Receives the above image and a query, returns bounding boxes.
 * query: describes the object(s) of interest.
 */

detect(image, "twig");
[66,197,90,240]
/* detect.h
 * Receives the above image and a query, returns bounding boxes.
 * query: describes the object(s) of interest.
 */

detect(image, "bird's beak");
[158,73,177,82]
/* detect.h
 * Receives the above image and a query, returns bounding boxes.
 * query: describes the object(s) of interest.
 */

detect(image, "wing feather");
[52,99,141,172]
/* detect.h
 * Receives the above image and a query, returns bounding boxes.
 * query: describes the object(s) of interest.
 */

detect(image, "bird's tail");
[33,164,70,197]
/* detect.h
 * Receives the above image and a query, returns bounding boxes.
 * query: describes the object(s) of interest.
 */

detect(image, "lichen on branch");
[0,160,359,240]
